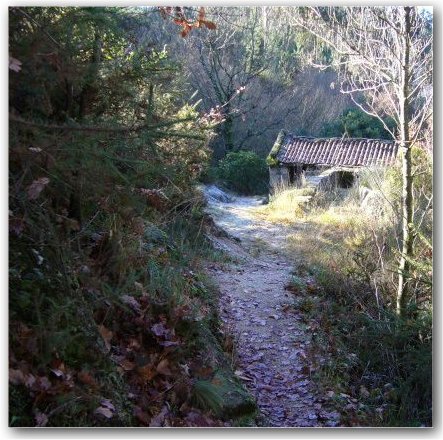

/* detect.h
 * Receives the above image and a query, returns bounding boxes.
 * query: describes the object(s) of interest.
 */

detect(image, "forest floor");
[203,187,341,427]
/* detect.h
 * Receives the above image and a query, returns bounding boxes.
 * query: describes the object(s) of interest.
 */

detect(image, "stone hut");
[267,130,399,191]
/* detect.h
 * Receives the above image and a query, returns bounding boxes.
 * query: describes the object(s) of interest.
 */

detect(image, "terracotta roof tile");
[276,135,398,167]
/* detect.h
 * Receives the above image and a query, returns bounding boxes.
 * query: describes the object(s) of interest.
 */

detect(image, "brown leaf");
[119,359,136,371]
[24,374,36,388]
[137,364,157,382]
[195,366,213,379]
[198,7,206,21]
[185,410,215,427]
[181,25,191,38]
[9,368,25,385]
[203,20,216,30]
[149,404,169,427]
[37,376,52,391]
[98,325,113,352]
[78,370,97,386]
[9,217,25,236]
[139,188,168,211]
[27,177,50,200]
[156,359,172,376]
[134,406,150,425]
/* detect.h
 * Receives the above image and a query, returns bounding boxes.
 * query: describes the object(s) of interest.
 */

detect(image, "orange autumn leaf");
[78,370,97,387]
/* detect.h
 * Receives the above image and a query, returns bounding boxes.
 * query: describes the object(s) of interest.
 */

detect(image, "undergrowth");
[262,152,432,426]
[8,6,260,427]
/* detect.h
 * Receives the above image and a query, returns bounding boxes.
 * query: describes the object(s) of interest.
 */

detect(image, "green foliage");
[8,6,249,427]
[217,151,268,195]
[311,292,432,426]
[192,380,225,415]
[320,108,395,139]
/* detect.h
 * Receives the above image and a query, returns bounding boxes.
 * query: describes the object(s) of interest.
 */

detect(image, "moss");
[266,129,287,167]
[192,372,256,420]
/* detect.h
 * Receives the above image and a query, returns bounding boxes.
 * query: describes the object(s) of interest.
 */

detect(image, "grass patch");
[257,172,432,426]
[253,186,310,224]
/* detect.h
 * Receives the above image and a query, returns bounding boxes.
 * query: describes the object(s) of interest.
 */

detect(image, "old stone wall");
[269,166,290,191]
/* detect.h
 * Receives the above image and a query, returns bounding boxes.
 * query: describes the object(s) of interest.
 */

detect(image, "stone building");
[267,130,399,191]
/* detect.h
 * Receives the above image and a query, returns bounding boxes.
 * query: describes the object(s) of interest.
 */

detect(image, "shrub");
[217,151,268,195]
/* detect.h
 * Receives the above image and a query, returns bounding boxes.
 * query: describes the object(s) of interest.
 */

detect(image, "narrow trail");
[203,187,340,427]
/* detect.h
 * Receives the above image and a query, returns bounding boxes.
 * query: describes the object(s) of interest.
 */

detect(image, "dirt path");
[204,188,340,427]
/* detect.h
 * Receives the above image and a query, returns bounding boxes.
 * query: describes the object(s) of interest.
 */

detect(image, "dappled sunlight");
[205,190,305,254]
[251,187,314,226]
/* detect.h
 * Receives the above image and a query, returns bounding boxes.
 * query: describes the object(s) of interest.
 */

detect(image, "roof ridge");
[285,134,395,143]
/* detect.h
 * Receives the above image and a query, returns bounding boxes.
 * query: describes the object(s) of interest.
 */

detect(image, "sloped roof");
[273,132,398,167]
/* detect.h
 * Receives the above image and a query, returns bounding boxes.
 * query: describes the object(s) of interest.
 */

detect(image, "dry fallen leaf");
[156,359,172,376]
[98,325,113,352]
[9,368,25,385]
[9,217,25,236]
[137,364,157,382]
[121,295,141,313]
[119,359,136,371]
[24,374,36,388]
[9,56,22,72]
[27,177,50,200]
[234,369,253,381]
[95,399,115,419]
[35,411,48,427]
[78,370,97,387]
[95,406,113,419]
[149,404,169,427]
[50,368,65,379]
[134,406,150,425]
[100,399,115,411]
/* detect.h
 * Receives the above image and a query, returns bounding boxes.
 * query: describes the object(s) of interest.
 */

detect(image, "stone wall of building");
[269,166,290,191]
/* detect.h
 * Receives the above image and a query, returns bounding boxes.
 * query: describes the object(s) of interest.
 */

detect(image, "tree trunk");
[78,31,102,120]
[397,6,414,317]
[224,103,235,152]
